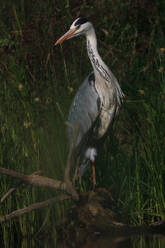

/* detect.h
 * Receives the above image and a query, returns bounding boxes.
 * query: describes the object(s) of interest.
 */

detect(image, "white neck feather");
[86,27,110,81]
[85,26,124,104]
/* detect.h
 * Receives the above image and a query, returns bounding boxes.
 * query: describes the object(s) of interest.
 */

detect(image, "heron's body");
[55,18,124,184]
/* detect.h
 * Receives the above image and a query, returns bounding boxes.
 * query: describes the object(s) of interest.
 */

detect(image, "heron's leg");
[73,157,80,184]
[91,160,96,190]
[73,166,79,184]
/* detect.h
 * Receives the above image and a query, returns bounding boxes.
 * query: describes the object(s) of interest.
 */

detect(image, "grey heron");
[55,18,124,189]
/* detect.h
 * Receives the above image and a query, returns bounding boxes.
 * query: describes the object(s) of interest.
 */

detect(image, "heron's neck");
[86,28,109,81]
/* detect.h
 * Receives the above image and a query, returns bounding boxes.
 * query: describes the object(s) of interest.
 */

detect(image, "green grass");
[0,0,165,244]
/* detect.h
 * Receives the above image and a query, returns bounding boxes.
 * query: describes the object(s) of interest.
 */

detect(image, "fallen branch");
[0,171,42,203]
[0,167,66,189]
[0,123,80,222]
[0,167,78,200]
[0,194,70,223]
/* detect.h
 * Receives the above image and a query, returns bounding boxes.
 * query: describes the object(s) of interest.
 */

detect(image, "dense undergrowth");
[0,0,165,244]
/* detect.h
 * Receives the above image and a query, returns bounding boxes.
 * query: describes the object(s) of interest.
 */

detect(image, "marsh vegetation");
[0,0,165,246]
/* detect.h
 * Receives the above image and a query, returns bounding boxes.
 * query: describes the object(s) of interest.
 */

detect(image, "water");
[79,234,165,248]
[7,234,165,248]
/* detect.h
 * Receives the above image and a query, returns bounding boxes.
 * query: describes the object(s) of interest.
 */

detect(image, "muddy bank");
[57,188,165,247]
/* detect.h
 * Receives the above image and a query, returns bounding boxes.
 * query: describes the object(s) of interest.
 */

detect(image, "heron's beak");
[55,28,76,46]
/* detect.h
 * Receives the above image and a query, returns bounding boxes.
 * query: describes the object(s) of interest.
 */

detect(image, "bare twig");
[0,194,70,223]
[1,182,22,203]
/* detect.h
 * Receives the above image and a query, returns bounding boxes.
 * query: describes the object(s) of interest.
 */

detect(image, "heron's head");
[55,18,92,45]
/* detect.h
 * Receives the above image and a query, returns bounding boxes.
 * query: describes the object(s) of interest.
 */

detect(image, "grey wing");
[67,72,100,150]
